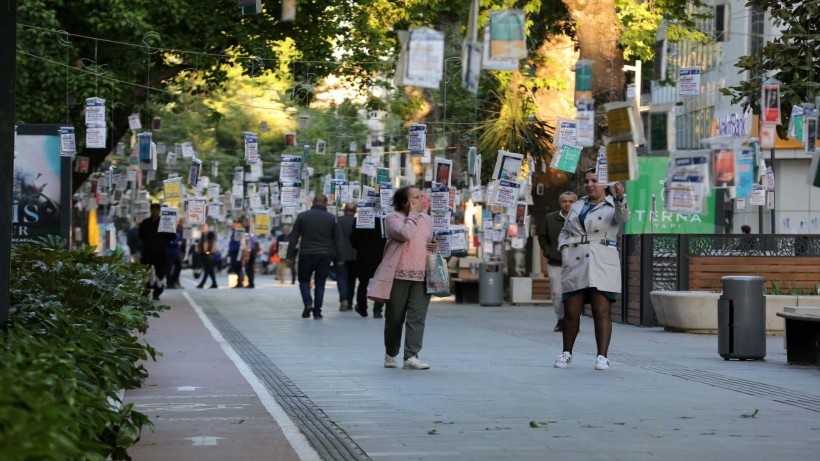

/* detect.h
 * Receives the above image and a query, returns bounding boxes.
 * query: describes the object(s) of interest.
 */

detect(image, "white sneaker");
[595,355,610,370]
[403,355,430,370]
[554,351,572,368]
[384,354,398,368]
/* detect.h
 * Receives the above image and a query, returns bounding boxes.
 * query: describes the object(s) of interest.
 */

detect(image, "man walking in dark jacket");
[537,191,577,331]
[335,203,357,311]
[139,203,175,301]
[287,194,344,319]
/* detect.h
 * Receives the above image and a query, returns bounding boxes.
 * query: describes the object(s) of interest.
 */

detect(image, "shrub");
[0,236,166,460]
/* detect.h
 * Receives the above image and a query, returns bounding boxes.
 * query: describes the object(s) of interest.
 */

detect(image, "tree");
[722,0,820,137]
[16,0,352,191]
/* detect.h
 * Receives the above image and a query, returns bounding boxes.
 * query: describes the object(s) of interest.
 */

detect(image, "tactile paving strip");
[200,303,372,461]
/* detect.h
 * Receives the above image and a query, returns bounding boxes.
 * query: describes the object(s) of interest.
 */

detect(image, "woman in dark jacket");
[350,216,387,318]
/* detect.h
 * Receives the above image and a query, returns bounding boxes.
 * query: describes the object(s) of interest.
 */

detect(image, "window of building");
[715,4,730,42]
[676,106,714,150]
[750,6,765,55]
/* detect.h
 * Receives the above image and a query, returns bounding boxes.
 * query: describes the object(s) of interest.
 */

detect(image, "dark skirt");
[562,287,617,303]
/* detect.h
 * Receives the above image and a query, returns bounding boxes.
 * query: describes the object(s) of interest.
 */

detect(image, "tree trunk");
[562,0,625,186]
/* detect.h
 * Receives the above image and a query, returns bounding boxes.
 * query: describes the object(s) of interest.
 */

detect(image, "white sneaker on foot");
[403,355,430,370]
[384,354,398,368]
[595,355,610,370]
[554,351,572,368]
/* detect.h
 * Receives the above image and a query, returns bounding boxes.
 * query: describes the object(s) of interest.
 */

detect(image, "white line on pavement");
[183,292,321,461]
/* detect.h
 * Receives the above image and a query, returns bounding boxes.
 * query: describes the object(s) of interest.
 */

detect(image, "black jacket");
[138,217,174,263]
[349,217,386,278]
[287,205,343,259]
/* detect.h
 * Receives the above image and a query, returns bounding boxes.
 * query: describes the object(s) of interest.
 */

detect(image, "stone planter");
[649,291,791,333]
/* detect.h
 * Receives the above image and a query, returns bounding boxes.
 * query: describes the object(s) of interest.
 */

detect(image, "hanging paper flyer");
[59,126,76,156]
[316,139,326,155]
[186,198,207,225]
[449,226,467,252]
[492,180,520,208]
[249,193,262,209]
[188,158,202,187]
[138,132,152,164]
[207,183,220,199]
[605,142,638,181]
[551,144,583,174]
[434,229,452,257]
[158,207,178,233]
[85,97,106,125]
[86,126,107,149]
[379,183,394,213]
[788,105,804,141]
[735,148,754,198]
[492,150,523,181]
[765,166,775,191]
[433,157,452,186]
[805,112,818,154]
[408,123,427,154]
[181,142,194,159]
[280,180,302,207]
[280,155,302,181]
[713,147,736,187]
[405,27,445,89]
[678,67,701,97]
[355,201,376,229]
[595,146,611,184]
[244,132,259,164]
[163,177,183,205]
[749,187,766,206]
[467,147,478,176]
[576,101,595,147]
[761,79,781,124]
[430,186,450,212]
[251,209,270,235]
[469,185,484,203]
[554,117,578,148]
[431,210,451,231]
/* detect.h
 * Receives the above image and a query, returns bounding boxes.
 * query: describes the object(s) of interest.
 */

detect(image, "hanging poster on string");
[280,180,301,207]
[492,150,523,181]
[433,157,452,187]
[408,123,427,154]
[244,132,259,164]
[550,144,583,174]
[761,79,782,124]
[158,207,178,233]
[356,201,376,229]
[488,9,527,59]
[280,155,302,182]
[576,101,595,147]
[430,186,450,212]
[186,198,207,225]
[678,67,701,96]
[405,27,444,89]
[59,126,76,157]
[491,180,520,208]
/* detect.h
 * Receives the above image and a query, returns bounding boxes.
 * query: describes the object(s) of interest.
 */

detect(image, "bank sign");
[624,156,717,234]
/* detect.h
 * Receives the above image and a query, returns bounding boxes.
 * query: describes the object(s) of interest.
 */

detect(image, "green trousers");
[385,279,432,361]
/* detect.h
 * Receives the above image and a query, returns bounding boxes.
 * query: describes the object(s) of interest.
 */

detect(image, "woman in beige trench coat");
[554,169,630,371]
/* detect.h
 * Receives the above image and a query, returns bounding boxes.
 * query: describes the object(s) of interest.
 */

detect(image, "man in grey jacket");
[537,191,577,332]
[287,194,345,319]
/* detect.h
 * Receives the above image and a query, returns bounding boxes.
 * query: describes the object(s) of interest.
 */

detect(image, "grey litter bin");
[479,262,503,306]
[718,276,766,360]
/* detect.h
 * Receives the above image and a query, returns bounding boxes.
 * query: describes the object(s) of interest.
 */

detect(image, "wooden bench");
[452,278,479,304]
[776,309,820,366]
[689,256,820,292]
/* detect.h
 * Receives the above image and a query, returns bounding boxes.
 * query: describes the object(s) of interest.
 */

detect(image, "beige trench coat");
[558,196,630,294]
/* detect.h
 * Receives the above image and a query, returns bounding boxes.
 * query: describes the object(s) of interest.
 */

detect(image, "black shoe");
[152,294,160,301]
[209,284,218,289]
[313,313,323,319]
[246,284,255,289]
[354,305,368,317]
[233,285,244,289]
[196,285,204,289]
[302,306,312,318]
[373,310,383,319]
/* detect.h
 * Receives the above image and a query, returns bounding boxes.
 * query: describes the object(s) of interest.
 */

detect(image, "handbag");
[426,252,450,297]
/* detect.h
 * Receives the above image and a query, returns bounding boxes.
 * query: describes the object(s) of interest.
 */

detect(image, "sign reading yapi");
[625,157,718,234]
[13,125,72,246]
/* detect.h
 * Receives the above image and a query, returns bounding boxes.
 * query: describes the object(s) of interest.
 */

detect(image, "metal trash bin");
[479,262,503,306]
[718,276,766,360]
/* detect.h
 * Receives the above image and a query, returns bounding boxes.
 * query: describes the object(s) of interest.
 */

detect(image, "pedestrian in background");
[127,219,142,264]
[278,226,296,284]
[243,223,259,289]
[368,186,437,370]
[288,194,344,319]
[538,191,577,332]
[196,231,218,289]
[165,220,184,289]
[228,220,246,288]
[554,169,630,371]
[336,203,358,311]
[350,215,387,318]
[139,203,175,301]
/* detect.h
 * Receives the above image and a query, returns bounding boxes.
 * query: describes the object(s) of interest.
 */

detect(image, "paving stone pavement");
[131,270,820,460]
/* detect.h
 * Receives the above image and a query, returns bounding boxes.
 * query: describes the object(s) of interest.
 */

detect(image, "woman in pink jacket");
[367,186,438,370]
